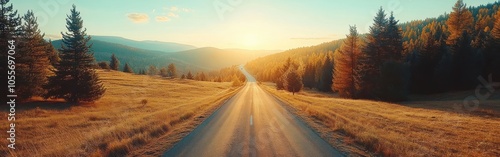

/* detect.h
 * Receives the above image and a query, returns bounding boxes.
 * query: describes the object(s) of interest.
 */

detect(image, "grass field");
[260,83,500,157]
[0,70,241,157]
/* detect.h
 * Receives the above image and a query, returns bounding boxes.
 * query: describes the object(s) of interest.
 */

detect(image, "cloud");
[168,12,179,18]
[155,16,170,22]
[127,13,149,23]
[164,6,192,12]
[170,6,178,12]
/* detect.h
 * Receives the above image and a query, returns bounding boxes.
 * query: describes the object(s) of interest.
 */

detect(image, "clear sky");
[12,0,498,50]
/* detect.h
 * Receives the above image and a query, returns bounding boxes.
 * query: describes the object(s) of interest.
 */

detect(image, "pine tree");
[284,68,303,95]
[317,55,334,92]
[98,61,110,70]
[302,61,316,89]
[181,74,186,79]
[44,5,105,103]
[232,74,243,87]
[490,9,500,81]
[386,12,404,61]
[46,39,60,67]
[148,65,158,76]
[412,22,448,93]
[275,58,297,89]
[199,72,207,81]
[109,53,120,70]
[358,7,388,98]
[167,63,177,78]
[123,63,133,73]
[450,31,482,89]
[187,71,194,79]
[378,12,409,101]
[16,10,51,100]
[160,67,168,77]
[333,26,362,98]
[0,0,20,100]
[493,9,500,41]
[446,0,473,44]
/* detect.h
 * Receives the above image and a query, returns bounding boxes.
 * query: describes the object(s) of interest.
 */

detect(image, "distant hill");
[91,36,196,53]
[164,47,279,71]
[51,38,279,74]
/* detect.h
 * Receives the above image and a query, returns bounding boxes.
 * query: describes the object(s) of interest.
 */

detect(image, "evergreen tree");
[317,55,334,92]
[16,10,51,100]
[199,72,207,81]
[167,63,177,78]
[377,61,410,101]
[490,9,500,81]
[358,7,388,97]
[98,61,110,70]
[46,39,60,67]
[123,63,133,73]
[109,53,120,70]
[232,74,243,86]
[450,31,483,89]
[333,26,362,98]
[302,61,316,89]
[44,5,105,103]
[187,71,194,79]
[160,67,168,77]
[386,12,404,61]
[446,0,473,44]
[148,65,158,76]
[275,57,298,90]
[284,68,303,95]
[378,12,408,101]
[181,74,186,79]
[0,0,20,100]
[412,22,448,93]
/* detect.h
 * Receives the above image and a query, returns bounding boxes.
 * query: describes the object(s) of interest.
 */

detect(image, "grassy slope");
[0,70,241,157]
[260,83,500,157]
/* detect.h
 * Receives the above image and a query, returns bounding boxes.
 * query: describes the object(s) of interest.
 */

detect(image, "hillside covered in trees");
[246,0,500,101]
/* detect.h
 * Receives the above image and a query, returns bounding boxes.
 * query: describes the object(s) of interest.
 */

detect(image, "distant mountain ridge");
[91,36,197,53]
[51,36,280,74]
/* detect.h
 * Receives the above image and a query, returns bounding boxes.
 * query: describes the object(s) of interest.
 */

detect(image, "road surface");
[163,66,344,157]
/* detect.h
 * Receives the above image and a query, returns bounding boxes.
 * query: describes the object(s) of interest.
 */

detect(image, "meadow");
[260,83,500,157]
[0,70,241,157]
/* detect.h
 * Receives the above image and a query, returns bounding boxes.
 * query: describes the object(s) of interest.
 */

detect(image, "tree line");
[246,0,500,102]
[1,1,104,103]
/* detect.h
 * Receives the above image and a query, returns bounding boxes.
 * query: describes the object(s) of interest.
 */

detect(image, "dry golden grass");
[260,83,500,157]
[0,70,241,157]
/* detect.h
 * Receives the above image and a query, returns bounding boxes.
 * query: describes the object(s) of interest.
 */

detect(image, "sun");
[243,34,259,49]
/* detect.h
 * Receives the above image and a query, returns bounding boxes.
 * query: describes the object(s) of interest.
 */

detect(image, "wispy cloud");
[155,16,170,22]
[168,13,179,18]
[127,13,149,23]
[170,6,178,12]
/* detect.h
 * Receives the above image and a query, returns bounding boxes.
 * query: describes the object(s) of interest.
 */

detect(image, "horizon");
[14,0,498,50]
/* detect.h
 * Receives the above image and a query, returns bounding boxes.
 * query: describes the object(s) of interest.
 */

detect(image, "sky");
[13,0,499,50]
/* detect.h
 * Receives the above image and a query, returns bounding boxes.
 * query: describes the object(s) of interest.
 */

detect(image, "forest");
[246,0,500,101]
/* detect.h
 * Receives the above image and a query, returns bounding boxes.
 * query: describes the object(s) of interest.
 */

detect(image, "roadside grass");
[260,83,500,157]
[0,70,241,157]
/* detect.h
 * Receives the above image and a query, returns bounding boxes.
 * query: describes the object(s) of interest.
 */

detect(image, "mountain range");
[51,36,280,74]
